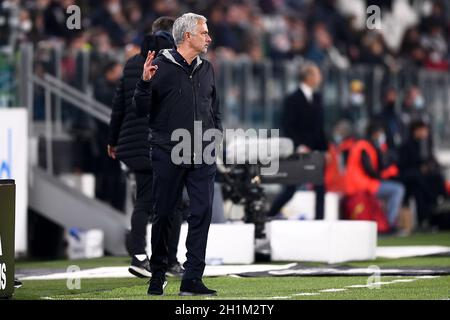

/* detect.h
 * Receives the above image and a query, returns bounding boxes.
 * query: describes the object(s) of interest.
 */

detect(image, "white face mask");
[333,134,343,144]
[350,93,364,106]
[21,20,32,32]
[414,96,425,110]
[377,133,386,146]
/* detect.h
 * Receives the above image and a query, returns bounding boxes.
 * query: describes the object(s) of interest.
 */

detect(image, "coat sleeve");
[281,97,300,147]
[209,66,222,132]
[211,84,223,133]
[107,74,126,146]
[361,150,381,179]
[133,78,153,118]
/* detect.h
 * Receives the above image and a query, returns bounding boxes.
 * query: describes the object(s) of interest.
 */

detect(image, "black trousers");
[401,171,447,225]
[150,146,216,280]
[130,170,182,266]
[268,184,325,220]
[95,155,126,212]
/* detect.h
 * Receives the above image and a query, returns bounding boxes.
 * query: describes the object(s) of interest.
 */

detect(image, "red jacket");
[325,138,355,193]
[345,140,398,195]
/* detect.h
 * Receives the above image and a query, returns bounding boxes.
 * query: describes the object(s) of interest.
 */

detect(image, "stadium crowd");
[5,0,450,73]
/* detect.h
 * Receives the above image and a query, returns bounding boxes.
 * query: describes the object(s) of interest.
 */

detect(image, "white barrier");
[66,229,104,260]
[269,220,377,263]
[281,191,341,221]
[60,173,96,198]
[146,223,255,264]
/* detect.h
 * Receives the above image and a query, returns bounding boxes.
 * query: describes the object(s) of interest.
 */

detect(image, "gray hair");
[172,13,207,46]
[299,61,318,82]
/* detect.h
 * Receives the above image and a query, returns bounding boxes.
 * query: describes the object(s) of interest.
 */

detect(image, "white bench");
[146,222,255,264]
[268,220,377,263]
[281,190,340,220]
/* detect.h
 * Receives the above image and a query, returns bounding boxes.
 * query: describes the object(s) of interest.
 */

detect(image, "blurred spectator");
[93,61,126,212]
[375,87,405,160]
[344,79,366,125]
[400,85,431,128]
[420,1,448,33]
[310,0,353,50]
[399,120,448,228]
[325,119,356,193]
[359,31,388,67]
[305,22,350,69]
[400,27,426,68]
[43,0,76,39]
[90,0,129,47]
[94,60,122,105]
[345,121,404,230]
[421,23,449,71]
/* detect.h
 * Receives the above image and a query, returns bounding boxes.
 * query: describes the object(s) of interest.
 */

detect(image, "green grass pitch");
[12,232,450,300]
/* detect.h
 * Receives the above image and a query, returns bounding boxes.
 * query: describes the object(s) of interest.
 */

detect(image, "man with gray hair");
[133,13,222,296]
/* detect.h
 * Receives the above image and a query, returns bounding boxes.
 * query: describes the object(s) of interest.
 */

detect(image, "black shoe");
[14,279,23,289]
[167,262,185,277]
[128,255,152,278]
[148,276,168,296]
[179,279,217,296]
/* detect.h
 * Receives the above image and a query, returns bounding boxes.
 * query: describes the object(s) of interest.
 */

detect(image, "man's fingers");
[145,50,155,64]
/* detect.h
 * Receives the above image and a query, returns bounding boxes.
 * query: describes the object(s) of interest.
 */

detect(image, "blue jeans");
[376,181,405,227]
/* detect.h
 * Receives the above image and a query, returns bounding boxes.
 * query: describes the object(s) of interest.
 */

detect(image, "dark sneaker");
[148,276,168,296]
[128,255,152,278]
[14,279,23,289]
[179,279,217,296]
[167,262,185,277]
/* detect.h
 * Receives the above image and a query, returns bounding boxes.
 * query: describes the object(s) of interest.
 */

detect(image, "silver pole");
[54,46,63,135]
[19,43,34,135]
[45,88,54,175]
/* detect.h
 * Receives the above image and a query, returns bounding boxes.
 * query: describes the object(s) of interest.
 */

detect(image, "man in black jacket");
[268,62,327,219]
[107,17,184,278]
[133,13,222,296]
[399,120,447,228]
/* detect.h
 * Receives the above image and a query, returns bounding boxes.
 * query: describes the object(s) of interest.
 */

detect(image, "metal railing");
[19,43,111,176]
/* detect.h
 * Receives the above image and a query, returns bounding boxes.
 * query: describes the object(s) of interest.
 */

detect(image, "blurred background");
[0,0,449,260]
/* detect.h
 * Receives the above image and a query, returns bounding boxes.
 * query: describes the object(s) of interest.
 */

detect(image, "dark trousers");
[95,156,126,212]
[130,170,182,266]
[268,184,325,219]
[150,146,216,280]
[401,171,447,225]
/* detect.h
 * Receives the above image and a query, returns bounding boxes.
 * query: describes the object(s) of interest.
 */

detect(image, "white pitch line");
[391,279,417,283]
[345,284,371,288]
[320,288,347,293]
[292,293,321,296]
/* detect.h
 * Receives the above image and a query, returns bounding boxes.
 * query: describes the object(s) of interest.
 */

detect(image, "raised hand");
[107,144,116,159]
[142,50,158,81]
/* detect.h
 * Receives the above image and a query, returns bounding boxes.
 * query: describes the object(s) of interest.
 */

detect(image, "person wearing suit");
[268,62,327,219]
